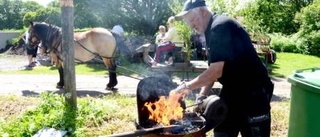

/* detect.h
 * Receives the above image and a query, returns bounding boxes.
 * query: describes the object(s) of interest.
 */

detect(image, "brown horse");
[26,21,131,90]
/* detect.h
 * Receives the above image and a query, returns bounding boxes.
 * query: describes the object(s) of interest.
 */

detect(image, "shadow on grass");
[21,89,119,98]
[268,63,286,78]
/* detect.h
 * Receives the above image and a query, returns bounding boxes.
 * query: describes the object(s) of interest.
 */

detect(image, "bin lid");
[293,68,320,87]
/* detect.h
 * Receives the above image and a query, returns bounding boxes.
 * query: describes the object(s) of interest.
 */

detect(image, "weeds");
[0,93,289,136]
[0,93,137,137]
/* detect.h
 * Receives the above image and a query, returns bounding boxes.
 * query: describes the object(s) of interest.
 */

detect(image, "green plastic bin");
[288,67,320,137]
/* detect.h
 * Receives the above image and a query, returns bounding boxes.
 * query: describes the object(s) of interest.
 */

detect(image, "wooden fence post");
[60,0,76,108]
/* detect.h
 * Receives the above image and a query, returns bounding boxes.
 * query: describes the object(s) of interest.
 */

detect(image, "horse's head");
[27,21,47,55]
[27,21,61,55]
[25,22,41,52]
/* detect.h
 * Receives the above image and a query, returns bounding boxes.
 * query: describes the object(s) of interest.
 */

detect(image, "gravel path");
[0,55,291,100]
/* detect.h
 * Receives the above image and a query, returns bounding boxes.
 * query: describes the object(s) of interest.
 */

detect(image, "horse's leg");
[103,58,118,91]
[56,66,64,89]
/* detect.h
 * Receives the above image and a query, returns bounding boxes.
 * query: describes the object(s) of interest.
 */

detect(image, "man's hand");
[193,94,207,113]
[169,81,190,96]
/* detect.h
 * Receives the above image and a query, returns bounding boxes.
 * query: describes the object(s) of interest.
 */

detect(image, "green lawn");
[269,52,320,78]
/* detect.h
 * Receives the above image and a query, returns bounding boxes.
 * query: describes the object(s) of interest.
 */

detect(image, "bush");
[301,31,320,56]
[269,33,298,53]
[294,1,320,56]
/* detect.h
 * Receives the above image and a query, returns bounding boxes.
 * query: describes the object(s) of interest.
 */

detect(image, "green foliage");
[239,0,312,35]
[264,1,320,57]
[170,0,193,61]
[0,93,69,136]
[0,92,136,136]
[294,0,320,56]
[269,33,298,53]
[23,7,61,27]
[2,0,176,36]
[0,0,24,29]
[175,22,193,61]
[20,1,43,17]
[23,11,37,27]
[207,0,239,17]
[72,0,175,35]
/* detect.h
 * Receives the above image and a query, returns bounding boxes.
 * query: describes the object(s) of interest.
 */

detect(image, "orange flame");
[144,93,184,126]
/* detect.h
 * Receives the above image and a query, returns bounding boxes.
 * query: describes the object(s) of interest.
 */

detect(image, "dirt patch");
[0,96,40,120]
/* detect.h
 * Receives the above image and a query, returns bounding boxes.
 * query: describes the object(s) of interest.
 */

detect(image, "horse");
[26,21,132,90]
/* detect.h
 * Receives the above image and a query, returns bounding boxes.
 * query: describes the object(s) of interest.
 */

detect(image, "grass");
[0,63,107,75]
[270,100,290,137]
[0,93,138,137]
[0,93,290,137]
[269,52,320,78]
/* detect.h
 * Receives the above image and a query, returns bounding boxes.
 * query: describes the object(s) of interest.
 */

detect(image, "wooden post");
[60,0,76,108]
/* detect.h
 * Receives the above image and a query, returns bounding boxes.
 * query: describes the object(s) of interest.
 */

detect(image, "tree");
[239,0,314,35]
[23,7,61,27]
[111,0,174,35]
[72,0,174,35]
[48,0,59,8]
[207,0,239,17]
[0,0,24,29]
[21,1,42,13]
[294,0,320,56]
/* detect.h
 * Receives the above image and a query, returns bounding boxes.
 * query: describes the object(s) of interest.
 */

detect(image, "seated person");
[153,16,183,65]
[155,25,166,45]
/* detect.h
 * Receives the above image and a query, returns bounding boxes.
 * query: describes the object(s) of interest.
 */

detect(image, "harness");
[35,24,116,63]
[74,40,116,60]
[30,23,144,79]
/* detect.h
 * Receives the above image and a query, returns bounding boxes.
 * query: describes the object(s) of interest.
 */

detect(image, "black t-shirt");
[205,14,271,114]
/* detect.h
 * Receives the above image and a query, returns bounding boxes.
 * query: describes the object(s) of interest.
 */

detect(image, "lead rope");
[81,57,146,80]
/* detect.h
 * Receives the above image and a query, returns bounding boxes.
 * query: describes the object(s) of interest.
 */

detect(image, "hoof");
[56,83,64,89]
[106,87,118,91]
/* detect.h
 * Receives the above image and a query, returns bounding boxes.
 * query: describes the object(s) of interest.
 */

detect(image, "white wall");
[0,32,20,50]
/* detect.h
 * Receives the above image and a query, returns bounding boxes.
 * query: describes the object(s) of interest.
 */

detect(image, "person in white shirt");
[155,25,166,45]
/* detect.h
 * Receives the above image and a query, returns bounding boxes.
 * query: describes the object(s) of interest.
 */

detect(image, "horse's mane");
[33,22,61,37]
[33,22,62,52]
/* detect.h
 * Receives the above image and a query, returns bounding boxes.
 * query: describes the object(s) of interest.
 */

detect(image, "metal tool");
[100,125,183,137]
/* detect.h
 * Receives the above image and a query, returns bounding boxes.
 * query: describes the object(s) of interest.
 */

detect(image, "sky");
[23,0,54,7]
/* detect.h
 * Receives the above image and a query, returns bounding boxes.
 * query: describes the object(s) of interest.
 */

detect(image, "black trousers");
[214,112,271,137]
[26,47,38,57]
[213,83,273,137]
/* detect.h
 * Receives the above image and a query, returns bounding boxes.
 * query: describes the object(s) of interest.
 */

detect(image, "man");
[22,30,39,67]
[112,25,125,37]
[171,0,274,137]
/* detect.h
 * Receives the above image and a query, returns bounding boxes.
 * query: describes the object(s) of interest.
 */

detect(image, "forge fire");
[144,93,184,126]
